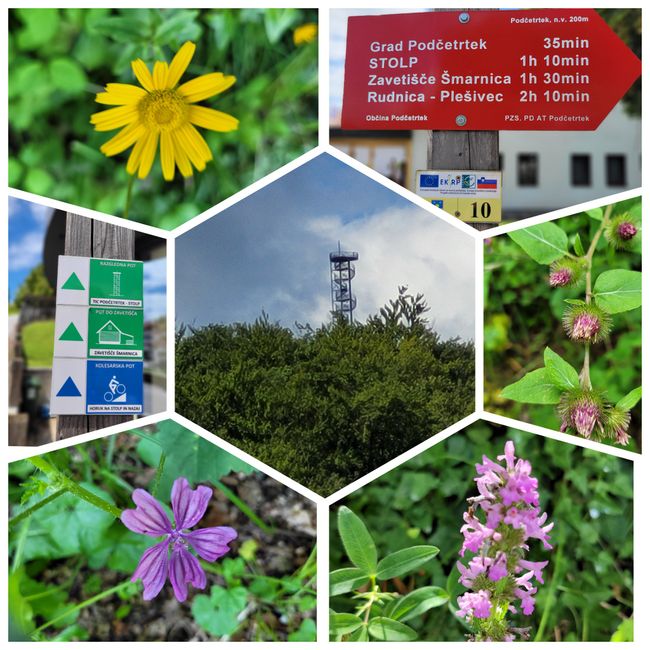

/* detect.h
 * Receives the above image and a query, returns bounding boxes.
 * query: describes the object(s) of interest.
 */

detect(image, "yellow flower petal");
[100,121,146,156]
[96,83,147,106]
[90,105,139,132]
[171,132,193,177]
[167,41,196,88]
[176,124,209,171]
[293,23,318,46]
[178,73,236,104]
[126,134,148,175]
[153,61,169,91]
[138,130,159,179]
[131,58,155,92]
[160,131,176,181]
[188,106,239,132]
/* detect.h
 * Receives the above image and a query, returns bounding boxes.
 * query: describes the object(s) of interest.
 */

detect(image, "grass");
[21,320,54,368]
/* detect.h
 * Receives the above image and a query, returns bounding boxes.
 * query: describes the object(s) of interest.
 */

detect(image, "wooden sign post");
[57,213,136,439]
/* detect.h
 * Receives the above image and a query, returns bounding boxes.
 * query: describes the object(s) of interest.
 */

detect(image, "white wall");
[411,102,640,217]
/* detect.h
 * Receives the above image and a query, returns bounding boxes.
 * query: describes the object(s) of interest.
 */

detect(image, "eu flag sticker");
[419,174,439,188]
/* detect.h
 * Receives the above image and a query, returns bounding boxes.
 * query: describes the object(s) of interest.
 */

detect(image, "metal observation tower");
[329,243,358,323]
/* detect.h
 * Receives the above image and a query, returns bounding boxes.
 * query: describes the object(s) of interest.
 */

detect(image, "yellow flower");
[293,23,317,46]
[90,42,238,181]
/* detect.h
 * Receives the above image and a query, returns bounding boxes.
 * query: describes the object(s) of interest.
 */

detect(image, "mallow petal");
[121,488,172,536]
[169,544,206,602]
[184,526,238,562]
[132,540,169,600]
[171,477,212,530]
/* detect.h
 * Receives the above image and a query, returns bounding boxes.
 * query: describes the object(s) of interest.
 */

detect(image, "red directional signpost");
[342,9,641,131]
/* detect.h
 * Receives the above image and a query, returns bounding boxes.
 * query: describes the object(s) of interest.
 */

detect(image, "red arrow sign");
[341,9,641,131]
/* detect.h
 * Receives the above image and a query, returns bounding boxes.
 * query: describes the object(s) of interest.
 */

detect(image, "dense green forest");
[176,289,475,494]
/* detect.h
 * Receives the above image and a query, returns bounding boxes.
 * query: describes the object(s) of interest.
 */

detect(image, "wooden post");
[56,213,136,439]
[428,8,499,232]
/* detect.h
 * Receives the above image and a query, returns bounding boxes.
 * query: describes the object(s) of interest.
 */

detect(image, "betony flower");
[91,41,238,181]
[562,304,611,344]
[456,441,552,642]
[121,477,237,602]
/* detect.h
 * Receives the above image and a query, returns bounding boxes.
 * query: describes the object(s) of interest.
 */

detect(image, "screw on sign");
[341,9,641,131]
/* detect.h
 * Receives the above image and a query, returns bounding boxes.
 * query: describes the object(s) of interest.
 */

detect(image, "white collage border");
[2,1,647,647]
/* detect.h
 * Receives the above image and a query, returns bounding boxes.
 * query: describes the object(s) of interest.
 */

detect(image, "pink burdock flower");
[548,258,584,288]
[456,441,553,642]
[549,267,572,287]
[617,221,637,240]
[606,213,639,250]
[121,477,237,602]
[562,304,611,344]
[605,406,632,446]
[558,390,605,439]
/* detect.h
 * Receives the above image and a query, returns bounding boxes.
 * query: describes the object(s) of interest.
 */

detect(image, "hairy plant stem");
[579,205,613,389]
[27,456,122,519]
[9,489,66,529]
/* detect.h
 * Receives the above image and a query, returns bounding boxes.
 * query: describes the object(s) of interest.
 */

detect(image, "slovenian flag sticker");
[477,177,498,189]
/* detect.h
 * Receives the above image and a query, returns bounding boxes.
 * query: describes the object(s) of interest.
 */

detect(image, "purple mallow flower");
[121,477,237,602]
[456,441,552,641]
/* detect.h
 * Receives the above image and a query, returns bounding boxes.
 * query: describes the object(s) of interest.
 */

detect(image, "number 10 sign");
[415,170,502,223]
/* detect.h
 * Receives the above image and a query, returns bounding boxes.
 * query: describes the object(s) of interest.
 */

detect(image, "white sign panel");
[50,358,87,415]
[56,256,90,306]
[53,305,88,359]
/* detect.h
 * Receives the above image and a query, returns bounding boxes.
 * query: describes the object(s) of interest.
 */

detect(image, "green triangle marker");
[59,322,83,341]
[61,272,85,291]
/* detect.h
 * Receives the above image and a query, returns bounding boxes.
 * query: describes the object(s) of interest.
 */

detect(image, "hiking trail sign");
[50,256,144,415]
[341,9,641,131]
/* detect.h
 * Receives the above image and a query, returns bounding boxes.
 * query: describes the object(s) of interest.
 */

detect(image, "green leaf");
[191,585,248,637]
[544,347,580,391]
[349,625,369,641]
[329,612,363,636]
[136,420,253,496]
[610,617,634,642]
[593,270,642,314]
[573,233,585,256]
[500,368,562,405]
[329,567,369,596]
[15,482,115,562]
[384,586,449,622]
[48,58,87,94]
[586,207,603,221]
[508,221,568,264]
[376,545,439,581]
[616,386,641,411]
[367,617,417,641]
[337,506,377,575]
[288,618,316,642]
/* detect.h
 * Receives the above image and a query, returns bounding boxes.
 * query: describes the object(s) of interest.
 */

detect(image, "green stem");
[32,579,132,636]
[11,520,30,572]
[579,204,613,389]
[535,542,564,641]
[151,452,166,498]
[214,480,274,534]
[123,174,135,219]
[9,489,66,529]
[27,457,121,519]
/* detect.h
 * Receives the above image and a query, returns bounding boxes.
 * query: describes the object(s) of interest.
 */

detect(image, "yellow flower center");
[138,90,187,132]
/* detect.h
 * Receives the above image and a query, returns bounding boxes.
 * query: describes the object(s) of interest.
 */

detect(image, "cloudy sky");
[9,196,166,320]
[176,154,475,340]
